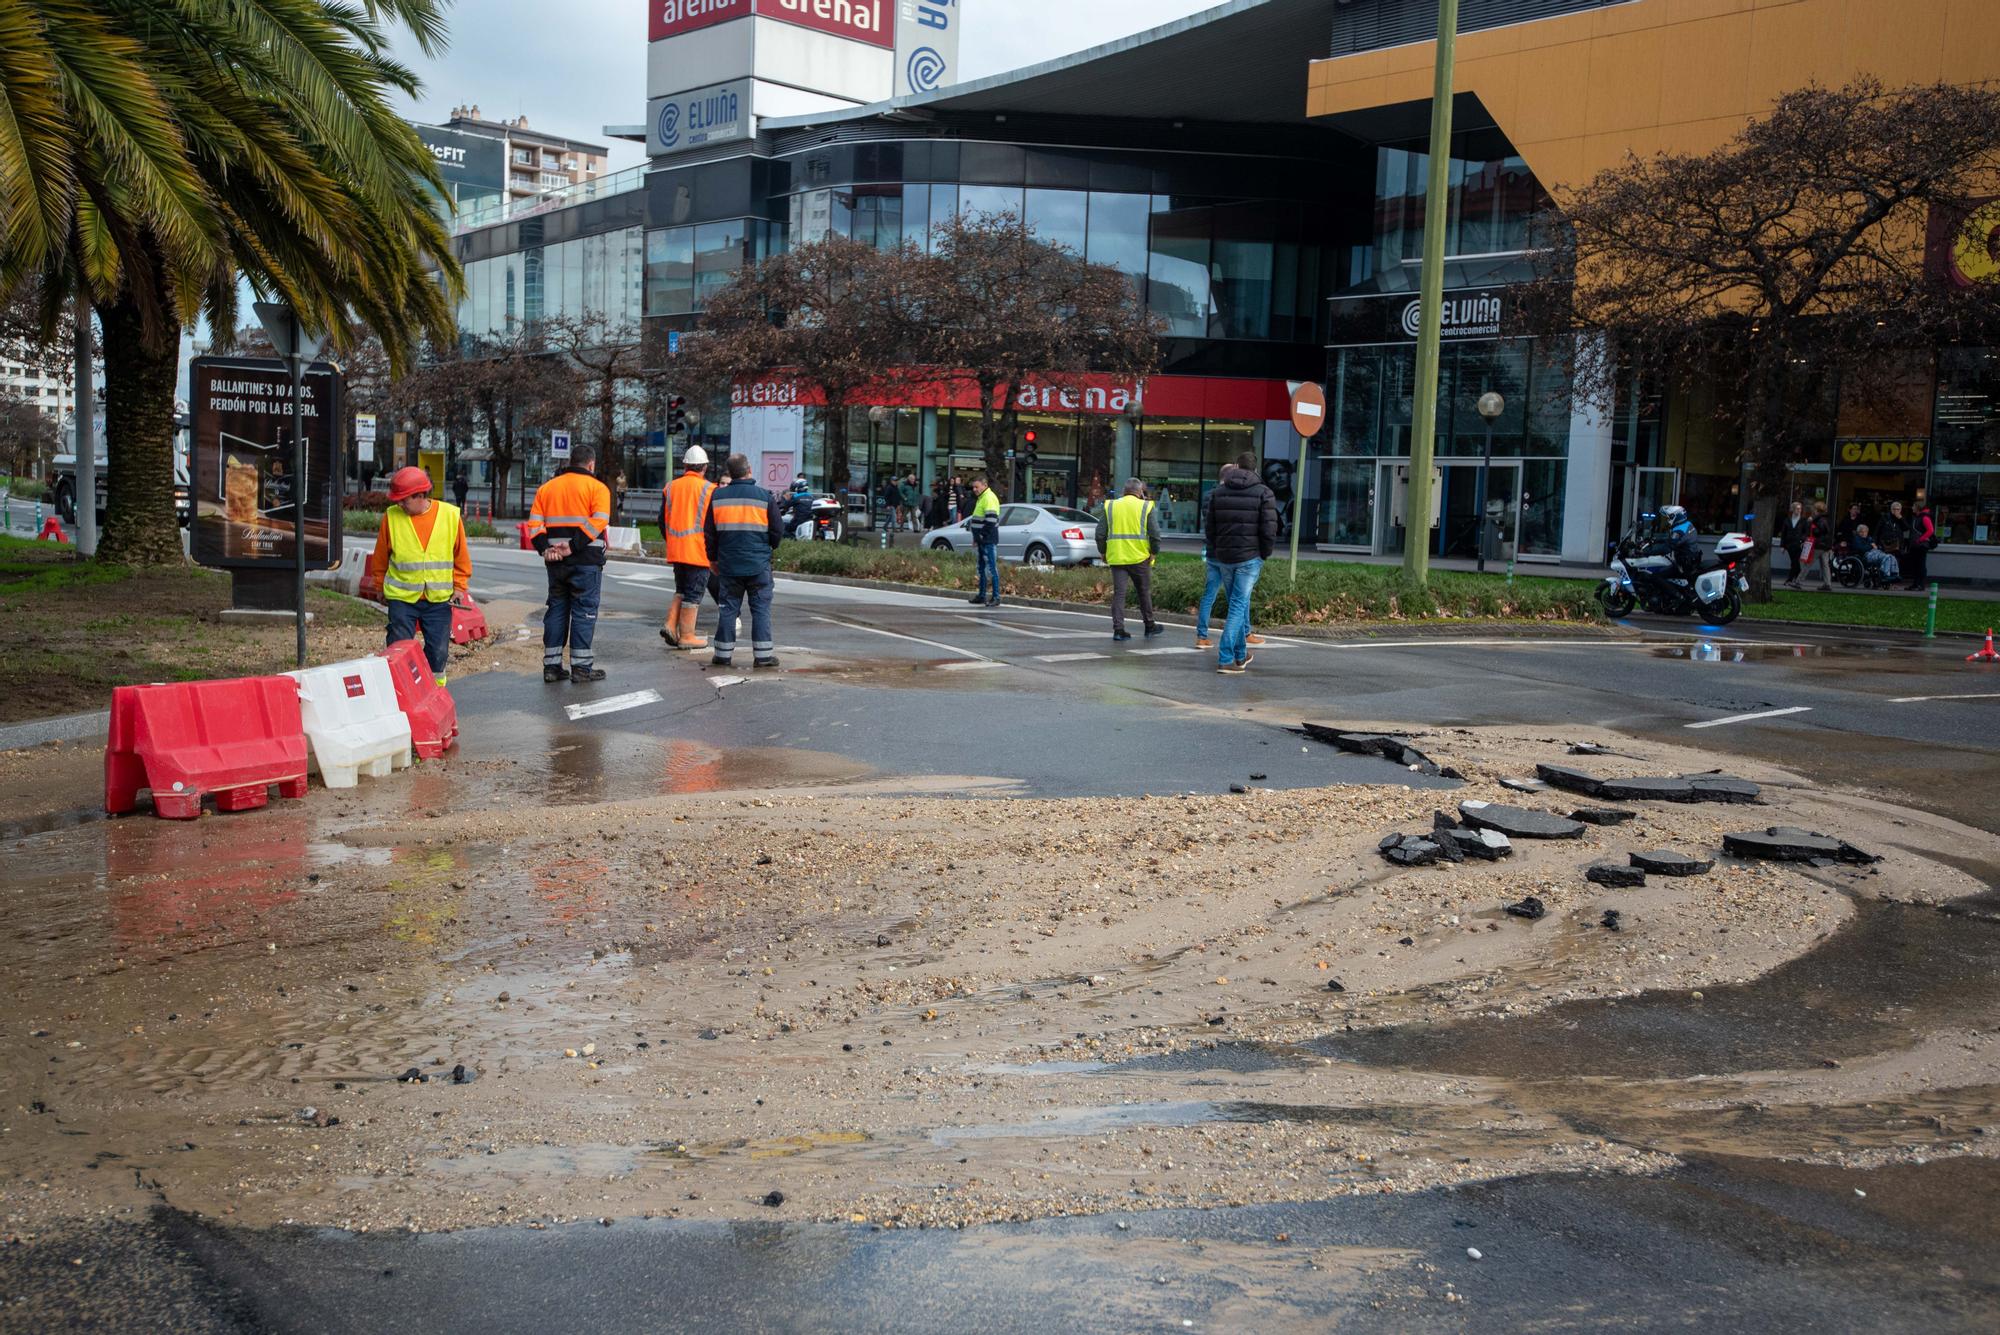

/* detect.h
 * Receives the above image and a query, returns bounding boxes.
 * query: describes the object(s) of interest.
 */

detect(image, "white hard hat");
[682,445,708,467]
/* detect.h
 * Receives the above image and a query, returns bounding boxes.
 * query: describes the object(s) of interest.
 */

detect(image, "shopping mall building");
[445,0,2000,573]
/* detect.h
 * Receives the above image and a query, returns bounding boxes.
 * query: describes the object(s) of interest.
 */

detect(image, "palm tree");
[0,0,462,563]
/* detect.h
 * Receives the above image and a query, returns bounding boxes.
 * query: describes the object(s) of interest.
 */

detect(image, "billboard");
[650,0,890,48]
[413,123,505,197]
[189,358,343,570]
[894,0,960,96]
[648,78,753,156]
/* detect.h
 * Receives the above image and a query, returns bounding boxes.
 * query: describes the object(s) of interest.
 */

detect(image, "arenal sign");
[651,0,892,47]
[733,372,1295,420]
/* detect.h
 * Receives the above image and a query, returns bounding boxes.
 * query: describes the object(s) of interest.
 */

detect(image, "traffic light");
[668,396,687,437]
[1021,429,1038,466]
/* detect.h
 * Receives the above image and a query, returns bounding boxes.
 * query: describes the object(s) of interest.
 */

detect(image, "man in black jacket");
[702,454,788,669]
[1203,452,1279,674]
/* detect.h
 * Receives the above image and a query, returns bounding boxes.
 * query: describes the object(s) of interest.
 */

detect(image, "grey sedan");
[925,503,1101,568]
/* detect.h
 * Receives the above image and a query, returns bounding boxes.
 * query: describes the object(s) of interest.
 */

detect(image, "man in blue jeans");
[1195,558,1269,654]
[1201,451,1279,674]
[965,475,1001,607]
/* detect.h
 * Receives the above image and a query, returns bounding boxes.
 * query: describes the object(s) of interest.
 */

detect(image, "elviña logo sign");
[1399,292,1504,340]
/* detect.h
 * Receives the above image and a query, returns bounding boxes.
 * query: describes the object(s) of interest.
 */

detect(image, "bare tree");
[919,210,1160,496]
[0,391,59,483]
[541,313,654,495]
[456,328,580,515]
[673,235,926,493]
[1518,78,2000,595]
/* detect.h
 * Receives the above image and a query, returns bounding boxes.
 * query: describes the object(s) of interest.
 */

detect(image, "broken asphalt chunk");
[1299,725,1453,777]
[1438,826,1513,861]
[1503,896,1547,920]
[1630,850,1714,877]
[1458,800,1585,840]
[1601,909,1623,931]
[1571,808,1638,826]
[1535,764,1761,805]
[1534,764,1605,796]
[1722,827,1881,865]
[1586,864,1647,888]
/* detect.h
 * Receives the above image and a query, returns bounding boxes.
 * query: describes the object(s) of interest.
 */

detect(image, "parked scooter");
[1598,507,1754,625]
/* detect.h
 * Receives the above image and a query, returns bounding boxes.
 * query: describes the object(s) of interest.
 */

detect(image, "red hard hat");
[387,466,433,501]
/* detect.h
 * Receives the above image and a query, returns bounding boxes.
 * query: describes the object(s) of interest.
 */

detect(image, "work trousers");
[543,563,603,668]
[975,541,999,599]
[713,569,775,663]
[1110,562,1155,633]
[386,597,453,677]
[671,562,710,601]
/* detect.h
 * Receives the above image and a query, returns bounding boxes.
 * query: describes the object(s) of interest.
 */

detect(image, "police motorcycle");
[1598,506,1755,626]
[784,479,845,542]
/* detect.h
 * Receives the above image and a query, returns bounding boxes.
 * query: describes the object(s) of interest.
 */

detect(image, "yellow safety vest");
[384,502,462,603]
[1104,495,1154,566]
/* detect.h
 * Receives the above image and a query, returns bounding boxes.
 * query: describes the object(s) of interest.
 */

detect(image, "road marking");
[1035,652,1110,663]
[1684,706,1812,729]
[1129,646,1200,656]
[708,675,747,689]
[957,616,1061,638]
[564,689,663,721]
[608,568,671,582]
[1887,692,2000,704]
[935,660,1009,672]
[472,582,530,597]
[811,615,986,661]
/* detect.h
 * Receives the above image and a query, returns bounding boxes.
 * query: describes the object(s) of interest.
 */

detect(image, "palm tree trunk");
[94,295,184,566]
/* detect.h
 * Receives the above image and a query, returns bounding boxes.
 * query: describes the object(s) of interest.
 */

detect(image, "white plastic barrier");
[285,656,413,788]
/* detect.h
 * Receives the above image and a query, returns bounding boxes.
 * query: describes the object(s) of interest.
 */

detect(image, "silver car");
[925,503,1100,568]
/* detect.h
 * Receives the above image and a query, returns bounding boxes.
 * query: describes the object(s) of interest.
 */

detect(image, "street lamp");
[1474,390,1505,574]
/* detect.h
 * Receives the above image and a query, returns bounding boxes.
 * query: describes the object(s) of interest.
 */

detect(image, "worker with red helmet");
[365,466,470,685]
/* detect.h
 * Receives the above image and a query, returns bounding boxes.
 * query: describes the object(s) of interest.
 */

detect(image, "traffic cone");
[1970,629,2000,663]
[36,516,67,543]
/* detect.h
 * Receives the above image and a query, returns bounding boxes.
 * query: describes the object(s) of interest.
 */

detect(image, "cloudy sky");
[392,0,1220,168]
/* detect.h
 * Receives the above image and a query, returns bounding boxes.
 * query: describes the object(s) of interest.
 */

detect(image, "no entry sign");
[1289,382,1326,439]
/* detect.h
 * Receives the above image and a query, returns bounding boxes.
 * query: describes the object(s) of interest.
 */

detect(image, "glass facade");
[1933,346,2000,546]
[456,224,643,339]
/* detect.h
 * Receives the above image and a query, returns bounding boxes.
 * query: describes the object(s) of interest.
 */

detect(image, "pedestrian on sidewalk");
[1203,452,1277,674]
[966,475,1002,607]
[1779,500,1807,589]
[528,445,612,683]
[1878,500,1909,563]
[1801,500,1833,591]
[703,453,787,669]
[877,473,902,533]
[660,445,716,652]
[901,474,921,531]
[1096,478,1163,641]
[451,464,469,512]
[1904,498,1936,589]
[368,466,470,686]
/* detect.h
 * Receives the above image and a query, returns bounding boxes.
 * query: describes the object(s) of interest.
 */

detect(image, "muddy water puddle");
[1310,900,2000,1079]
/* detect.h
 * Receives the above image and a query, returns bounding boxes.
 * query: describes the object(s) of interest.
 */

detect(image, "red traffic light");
[1023,431,1037,444]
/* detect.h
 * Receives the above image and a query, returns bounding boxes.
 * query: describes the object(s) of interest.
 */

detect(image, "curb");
[1731,615,1983,642]
[0,708,110,751]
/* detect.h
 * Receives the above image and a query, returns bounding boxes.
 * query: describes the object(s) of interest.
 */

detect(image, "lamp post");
[1474,390,1504,573]
[1401,0,1463,586]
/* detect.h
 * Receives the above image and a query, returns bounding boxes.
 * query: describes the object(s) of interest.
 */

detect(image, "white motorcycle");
[1599,518,1754,626]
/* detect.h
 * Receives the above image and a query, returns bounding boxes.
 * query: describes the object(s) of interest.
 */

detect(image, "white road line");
[1888,692,2000,704]
[1128,646,1200,656]
[608,568,671,582]
[1035,652,1110,663]
[564,689,664,721]
[1684,706,1812,729]
[957,616,1061,638]
[472,582,530,597]
[935,660,1009,672]
[708,675,747,689]
[810,615,986,661]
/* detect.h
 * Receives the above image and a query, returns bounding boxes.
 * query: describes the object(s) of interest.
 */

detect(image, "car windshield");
[1044,507,1096,525]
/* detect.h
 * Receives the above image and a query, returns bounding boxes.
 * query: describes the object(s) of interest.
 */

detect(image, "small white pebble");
[1467,1247,1483,1260]
[1855,1189,1866,1198]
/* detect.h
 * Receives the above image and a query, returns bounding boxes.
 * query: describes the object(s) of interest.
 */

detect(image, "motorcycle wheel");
[1702,590,1743,626]
[1597,586,1636,618]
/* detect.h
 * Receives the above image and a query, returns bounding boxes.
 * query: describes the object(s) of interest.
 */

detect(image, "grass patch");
[773,544,1601,626]
[1737,587,1995,635]
[0,540,389,724]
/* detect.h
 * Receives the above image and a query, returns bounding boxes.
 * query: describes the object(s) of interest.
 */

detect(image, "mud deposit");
[2,722,1996,1261]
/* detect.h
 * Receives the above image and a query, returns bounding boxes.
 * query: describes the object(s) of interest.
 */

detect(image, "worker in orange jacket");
[528,445,612,683]
[659,445,715,651]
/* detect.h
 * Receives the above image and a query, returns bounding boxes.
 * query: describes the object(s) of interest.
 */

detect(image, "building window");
[1147,197,1210,338]
[1023,189,1086,255]
[512,148,535,165]
[645,227,694,317]
[692,219,747,311]
[1933,346,2000,544]
[1085,191,1148,285]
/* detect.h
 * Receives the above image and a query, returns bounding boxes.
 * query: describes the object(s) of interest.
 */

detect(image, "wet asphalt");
[6,546,1999,1331]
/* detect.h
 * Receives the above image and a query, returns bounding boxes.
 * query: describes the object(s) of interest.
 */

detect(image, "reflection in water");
[661,737,726,794]
[109,809,308,960]
[536,855,610,926]
[384,845,465,945]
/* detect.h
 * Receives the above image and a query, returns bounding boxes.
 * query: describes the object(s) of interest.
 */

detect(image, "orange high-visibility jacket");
[662,471,717,567]
[527,469,612,561]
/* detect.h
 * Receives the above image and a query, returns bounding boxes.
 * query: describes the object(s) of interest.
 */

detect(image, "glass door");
[1629,466,1680,531]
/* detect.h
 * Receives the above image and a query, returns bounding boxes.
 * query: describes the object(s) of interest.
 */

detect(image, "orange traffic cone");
[1970,629,2000,663]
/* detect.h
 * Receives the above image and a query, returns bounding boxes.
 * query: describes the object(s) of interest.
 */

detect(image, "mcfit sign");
[651,0,891,46]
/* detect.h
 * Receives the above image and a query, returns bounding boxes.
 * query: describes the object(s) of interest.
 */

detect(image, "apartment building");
[440,106,610,202]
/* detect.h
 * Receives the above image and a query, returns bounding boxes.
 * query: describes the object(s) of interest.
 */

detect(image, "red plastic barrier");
[517,521,534,551]
[451,593,489,645]
[380,639,459,759]
[37,516,67,543]
[358,570,383,603]
[104,678,309,819]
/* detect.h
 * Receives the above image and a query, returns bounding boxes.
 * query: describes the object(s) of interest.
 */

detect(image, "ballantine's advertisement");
[650,0,890,47]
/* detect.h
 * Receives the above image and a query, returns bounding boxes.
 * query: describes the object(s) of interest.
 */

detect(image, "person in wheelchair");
[1847,524,1900,584]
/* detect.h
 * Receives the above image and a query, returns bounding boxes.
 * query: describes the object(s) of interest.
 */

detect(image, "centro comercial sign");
[1399,290,1504,340]
[651,0,891,47]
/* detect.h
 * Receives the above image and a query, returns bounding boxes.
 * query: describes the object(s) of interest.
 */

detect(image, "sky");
[391,0,1222,169]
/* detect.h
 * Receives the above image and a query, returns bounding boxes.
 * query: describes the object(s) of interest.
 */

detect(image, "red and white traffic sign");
[1289,381,1327,439]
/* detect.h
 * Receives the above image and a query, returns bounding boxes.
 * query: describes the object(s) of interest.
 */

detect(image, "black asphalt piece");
[1537,764,1763,805]
[1535,763,1606,796]
[1298,725,1461,779]
[1587,864,1648,888]
[1438,826,1512,861]
[1595,776,1699,802]
[1601,908,1623,931]
[1504,895,1548,920]
[1572,807,1639,826]
[1631,849,1716,877]
[1686,775,1764,804]
[1379,834,1443,867]
[1498,777,1546,793]
[1458,800,1586,840]
[1570,742,1614,756]
[1723,827,1881,865]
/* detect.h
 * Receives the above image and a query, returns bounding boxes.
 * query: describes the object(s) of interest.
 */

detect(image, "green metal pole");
[1926,582,1938,639]
[1401,0,1461,587]
[1289,432,1306,584]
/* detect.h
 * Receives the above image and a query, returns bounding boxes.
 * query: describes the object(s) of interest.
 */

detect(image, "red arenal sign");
[651,0,890,47]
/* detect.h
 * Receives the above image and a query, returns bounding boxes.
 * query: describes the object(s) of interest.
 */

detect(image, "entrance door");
[1438,462,1520,560]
